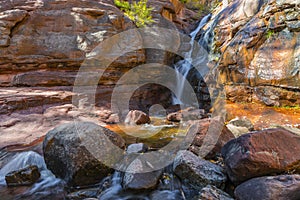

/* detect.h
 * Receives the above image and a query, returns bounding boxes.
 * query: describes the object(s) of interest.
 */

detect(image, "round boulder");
[43,122,125,187]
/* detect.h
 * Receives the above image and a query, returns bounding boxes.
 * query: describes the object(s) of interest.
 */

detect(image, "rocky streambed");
[0,107,299,200]
[0,0,299,199]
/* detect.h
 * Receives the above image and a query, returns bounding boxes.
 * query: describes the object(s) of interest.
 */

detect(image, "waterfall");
[172,14,211,105]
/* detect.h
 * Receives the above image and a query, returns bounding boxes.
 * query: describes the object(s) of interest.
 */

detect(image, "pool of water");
[106,117,190,149]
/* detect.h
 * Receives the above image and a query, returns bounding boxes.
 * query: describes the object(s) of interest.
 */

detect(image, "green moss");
[114,0,154,27]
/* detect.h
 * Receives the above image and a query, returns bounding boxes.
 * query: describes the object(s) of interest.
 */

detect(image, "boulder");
[150,190,183,200]
[122,158,162,190]
[126,143,148,154]
[227,117,254,131]
[226,117,254,137]
[124,110,151,125]
[235,174,300,200]
[173,150,227,190]
[167,107,207,122]
[5,165,40,186]
[222,128,300,185]
[226,124,250,137]
[43,122,125,187]
[66,188,98,200]
[193,185,233,200]
[188,118,235,159]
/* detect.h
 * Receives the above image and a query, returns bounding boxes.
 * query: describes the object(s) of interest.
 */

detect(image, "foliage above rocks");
[114,0,154,27]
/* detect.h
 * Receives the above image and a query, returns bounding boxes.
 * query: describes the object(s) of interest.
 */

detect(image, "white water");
[172,14,212,105]
[0,151,64,198]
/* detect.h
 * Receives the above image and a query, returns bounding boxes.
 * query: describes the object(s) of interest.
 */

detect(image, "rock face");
[188,118,235,159]
[221,128,300,185]
[202,0,300,106]
[124,110,151,125]
[0,0,196,115]
[43,122,125,187]
[235,174,300,200]
[5,165,40,186]
[173,150,227,190]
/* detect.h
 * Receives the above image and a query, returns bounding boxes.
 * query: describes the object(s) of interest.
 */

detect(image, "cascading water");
[0,151,64,199]
[172,14,212,105]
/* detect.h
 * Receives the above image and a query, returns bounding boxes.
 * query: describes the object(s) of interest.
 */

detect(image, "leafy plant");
[266,29,275,39]
[114,0,154,27]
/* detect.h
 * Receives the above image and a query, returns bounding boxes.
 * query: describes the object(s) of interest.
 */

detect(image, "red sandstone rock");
[221,128,300,185]
[188,117,235,160]
[124,110,151,125]
[235,174,300,200]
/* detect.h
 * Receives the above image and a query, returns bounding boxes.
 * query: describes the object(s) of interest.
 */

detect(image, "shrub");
[114,0,154,27]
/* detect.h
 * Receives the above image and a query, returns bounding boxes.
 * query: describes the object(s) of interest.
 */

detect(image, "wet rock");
[167,107,207,122]
[235,174,300,200]
[188,118,235,159]
[193,185,233,200]
[127,143,148,154]
[150,190,183,200]
[5,165,40,186]
[66,188,98,200]
[123,158,162,190]
[173,150,227,190]
[43,122,125,187]
[222,128,300,185]
[125,110,151,125]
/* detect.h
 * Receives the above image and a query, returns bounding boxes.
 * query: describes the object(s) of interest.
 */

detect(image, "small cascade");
[0,151,64,199]
[172,1,231,106]
[172,14,211,105]
[98,172,123,200]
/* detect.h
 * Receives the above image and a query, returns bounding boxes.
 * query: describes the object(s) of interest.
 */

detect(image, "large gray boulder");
[122,157,162,190]
[173,150,227,190]
[43,122,125,187]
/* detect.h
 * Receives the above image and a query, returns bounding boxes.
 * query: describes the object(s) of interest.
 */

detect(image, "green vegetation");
[266,29,275,39]
[179,0,210,16]
[114,0,154,27]
[275,105,300,110]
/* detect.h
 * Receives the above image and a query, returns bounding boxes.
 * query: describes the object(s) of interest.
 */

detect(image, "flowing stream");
[0,151,64,199]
